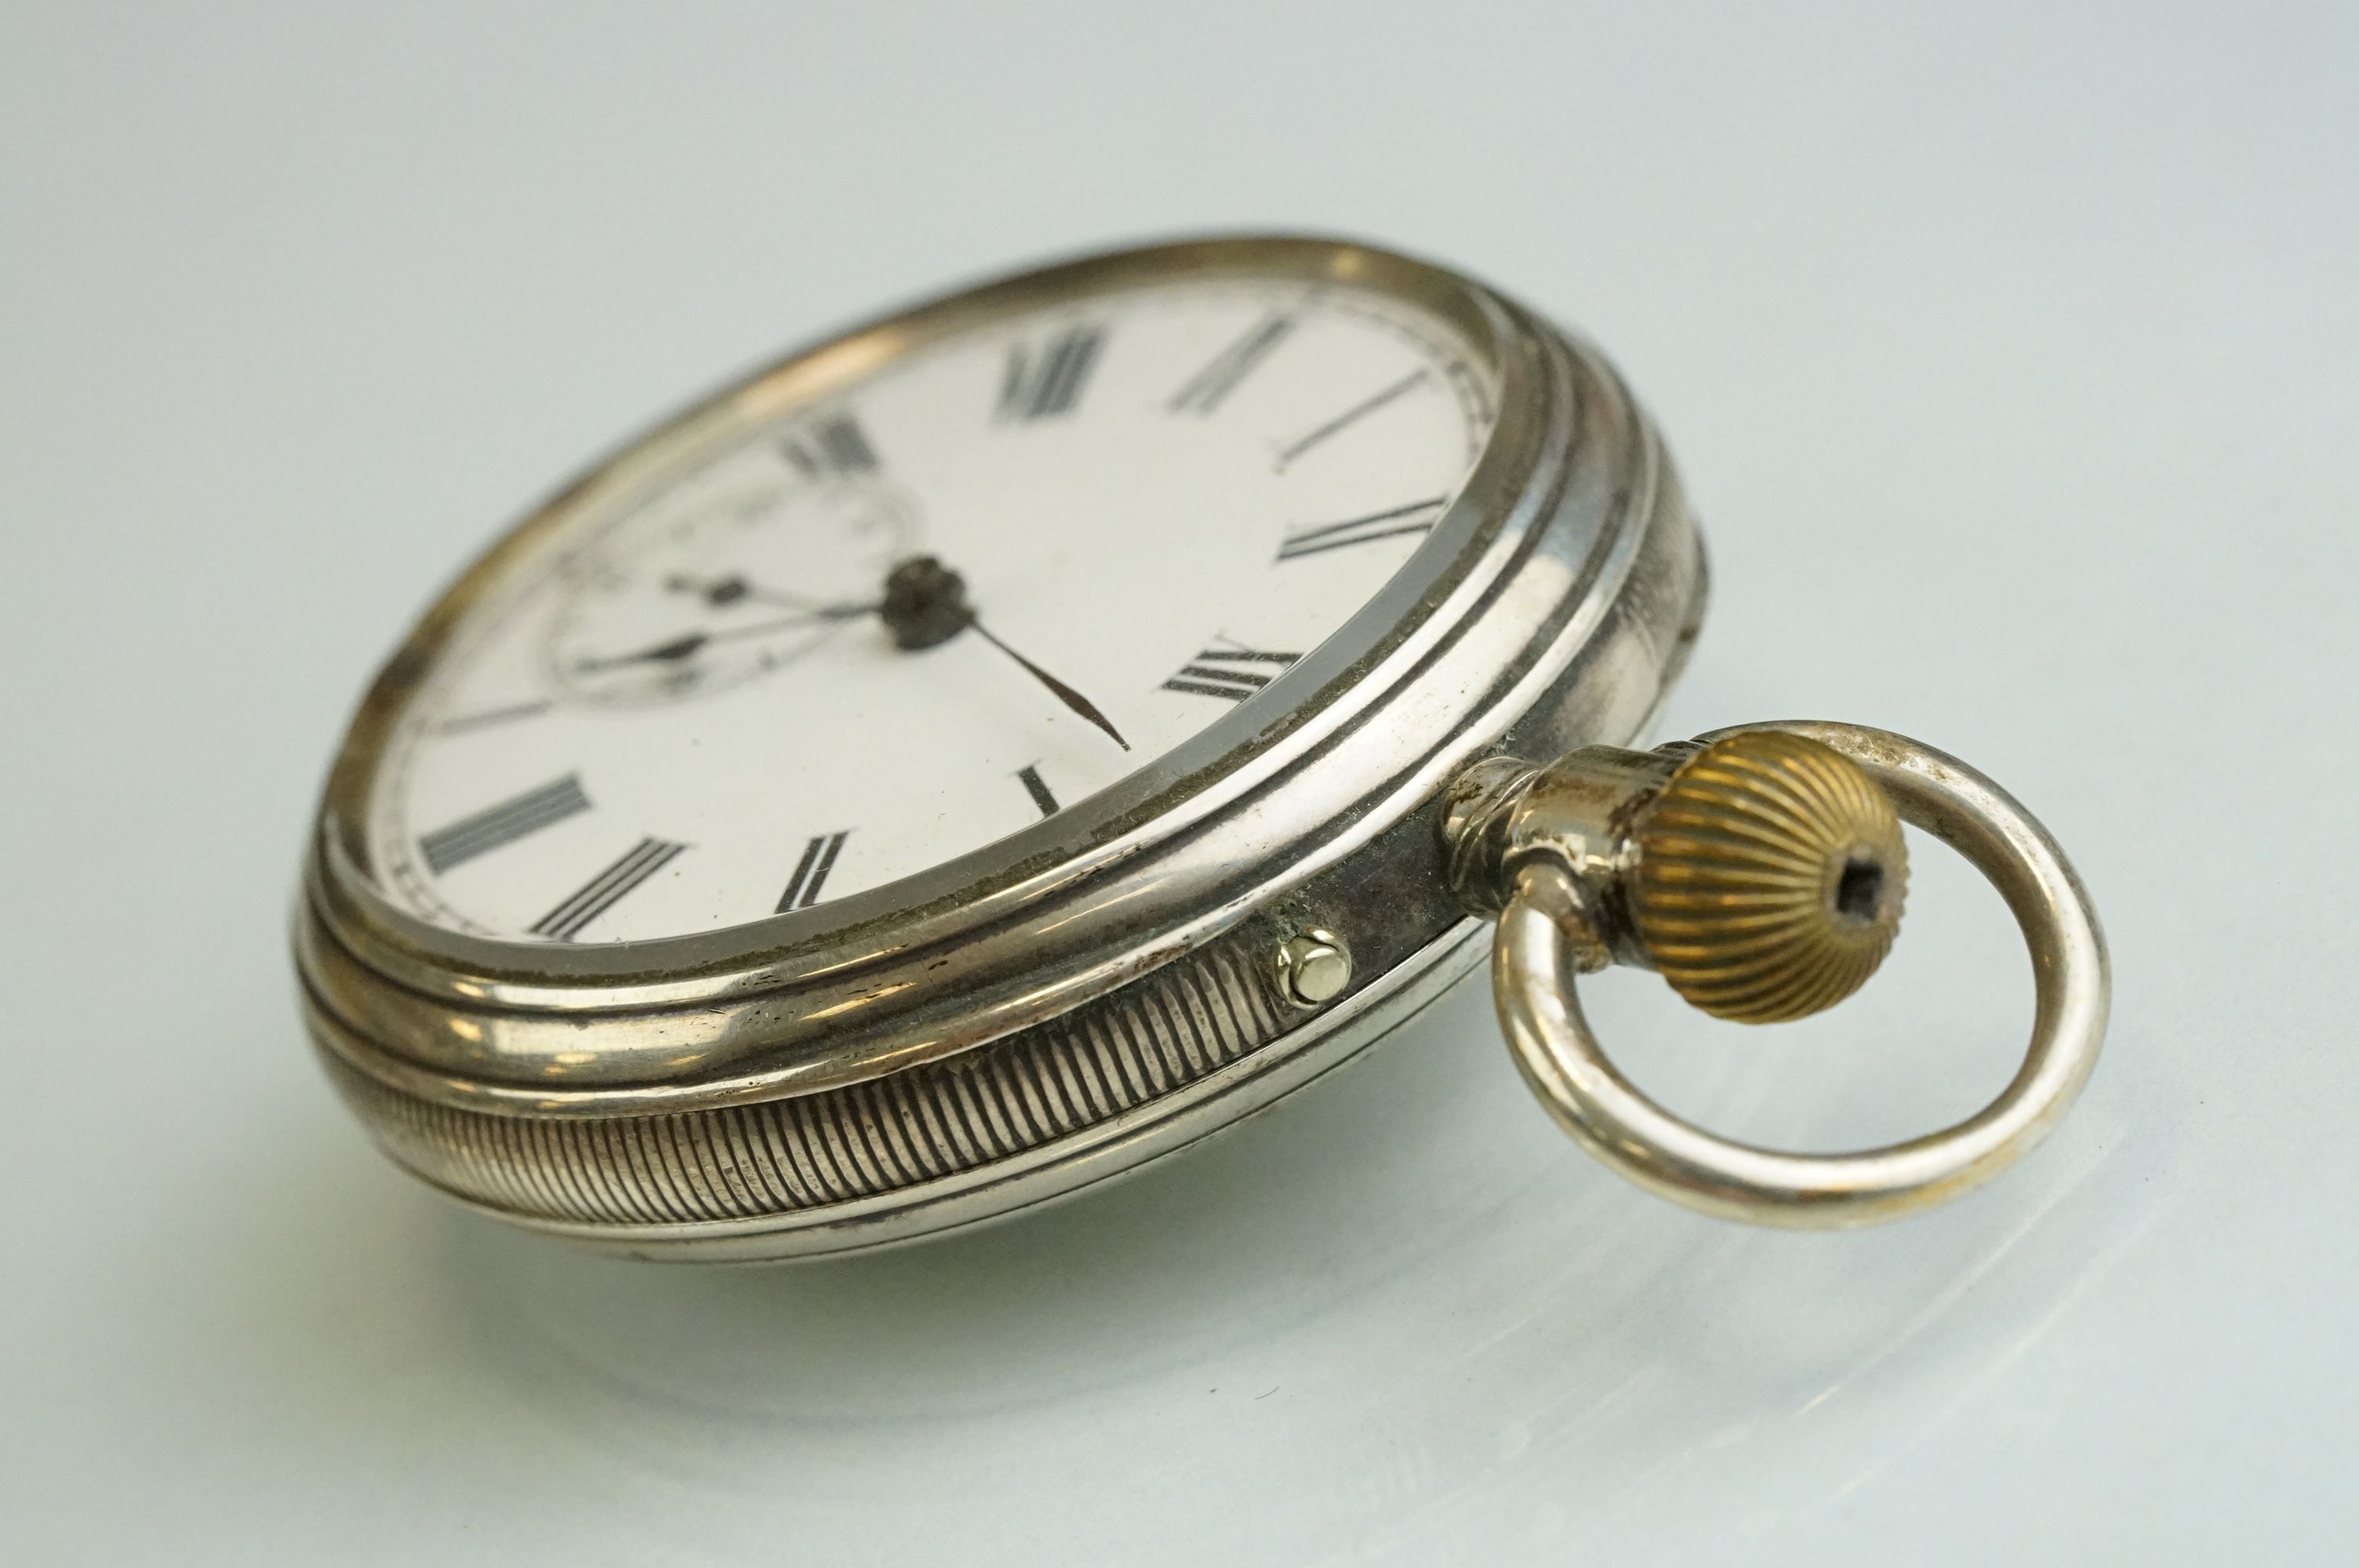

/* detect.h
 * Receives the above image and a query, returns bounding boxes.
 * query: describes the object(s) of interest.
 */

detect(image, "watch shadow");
[170,914,2146,1556]
[434,981,1554,1426]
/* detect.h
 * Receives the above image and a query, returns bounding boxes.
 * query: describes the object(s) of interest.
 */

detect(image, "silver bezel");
[297,234,1707,1255]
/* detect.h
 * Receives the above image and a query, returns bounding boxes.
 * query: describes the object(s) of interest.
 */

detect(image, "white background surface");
[5,4,2355,1563]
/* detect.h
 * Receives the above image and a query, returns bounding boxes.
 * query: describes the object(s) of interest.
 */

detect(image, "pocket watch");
[296,235,2108,1259]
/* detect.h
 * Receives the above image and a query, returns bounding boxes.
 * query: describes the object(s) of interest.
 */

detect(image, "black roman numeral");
[1169,307,1297,416]
[1016,764,1060,818]
[1276,368,1429,466]
[418,773,591,875]
[997,324,1104,422]
[528,837,686,941]
[1161,642,1301,702]
[1278,497,1448,561]
[775,830,850,912]
[780,412,879,478]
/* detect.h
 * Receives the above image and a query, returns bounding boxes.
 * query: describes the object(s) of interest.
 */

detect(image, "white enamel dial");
[366,278,1498,941]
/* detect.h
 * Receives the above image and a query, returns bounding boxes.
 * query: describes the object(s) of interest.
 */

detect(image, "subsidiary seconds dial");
[369,279,1498,942]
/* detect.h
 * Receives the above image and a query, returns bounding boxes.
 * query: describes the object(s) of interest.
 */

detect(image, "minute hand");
[962,615,1132,752]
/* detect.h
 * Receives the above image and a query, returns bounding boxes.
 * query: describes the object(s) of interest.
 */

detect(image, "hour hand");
[572,604,874,673]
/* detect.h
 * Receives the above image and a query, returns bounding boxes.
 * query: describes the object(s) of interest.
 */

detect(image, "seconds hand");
[879,556,1131,752]
[664,571,837,612]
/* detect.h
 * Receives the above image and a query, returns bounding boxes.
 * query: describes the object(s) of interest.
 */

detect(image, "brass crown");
[1628,732,1907,1023]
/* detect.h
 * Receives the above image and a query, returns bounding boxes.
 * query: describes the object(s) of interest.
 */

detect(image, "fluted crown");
[1628,732,1907,1022]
